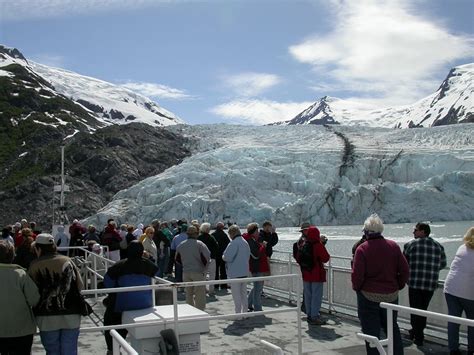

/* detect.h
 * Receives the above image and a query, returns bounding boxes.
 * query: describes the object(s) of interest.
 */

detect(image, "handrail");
[364,302,474,355]
[110,329,138,355]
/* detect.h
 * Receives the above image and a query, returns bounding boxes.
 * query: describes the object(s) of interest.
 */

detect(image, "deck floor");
[32,288,451,354]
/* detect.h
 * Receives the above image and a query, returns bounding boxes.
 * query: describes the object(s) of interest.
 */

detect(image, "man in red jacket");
[295,225,330,325]
[352,214,409,355]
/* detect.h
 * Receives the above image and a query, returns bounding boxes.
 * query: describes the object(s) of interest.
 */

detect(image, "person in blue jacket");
[103,240,158,353]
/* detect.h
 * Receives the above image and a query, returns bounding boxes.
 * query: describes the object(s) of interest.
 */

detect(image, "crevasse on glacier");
[85,123,474,227]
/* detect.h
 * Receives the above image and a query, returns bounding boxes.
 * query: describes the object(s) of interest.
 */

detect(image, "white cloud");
[222,72,282,97]
[121,81,192,100]
[289,0,474,105]
[210,99,312,125]
[0,0,171,21]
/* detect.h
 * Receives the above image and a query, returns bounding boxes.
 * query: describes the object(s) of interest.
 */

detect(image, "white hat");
[34,233,55,245]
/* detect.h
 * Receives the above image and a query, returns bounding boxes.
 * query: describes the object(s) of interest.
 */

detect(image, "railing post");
[387,307,394,355]
[288,253,293,303]
[92,255,98,301]
[172,284,180,345]
[327,259,334,313]
[296,277,302,355]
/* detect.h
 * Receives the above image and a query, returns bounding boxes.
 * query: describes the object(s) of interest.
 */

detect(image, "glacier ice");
[84,123,474,227]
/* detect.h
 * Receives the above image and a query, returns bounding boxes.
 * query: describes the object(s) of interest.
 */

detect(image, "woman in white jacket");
[223,225,250,315]
[444,227,474,355]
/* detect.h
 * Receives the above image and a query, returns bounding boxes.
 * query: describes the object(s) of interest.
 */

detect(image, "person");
[140,226,158,265]
[212,222,231,290]
[1,226,14,245]
[55,225,70,256]
[293,222,311,314]
[175,226,210,310]
[245,223,270,312]
[0,240,40,355]
[69,219,86,256]
[443,227,474,355]
[170,224,189,283]
[152,222,171,278]
[198,222,219,296]
[403,222,447,346]
[223,224,250,315]
[83,225,100,244]
[103,241,158,353]
[13,222,23,248]
[13,236,37,269]
[28,233,85,355]
[352,214,409,355]
[101,220,122,262]
[259,221,279,258]
[295,225,330,325]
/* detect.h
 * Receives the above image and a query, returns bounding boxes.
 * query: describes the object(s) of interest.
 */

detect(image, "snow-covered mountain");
[84,123,474,228]
[278,64,474,128]
[0,45,184,128]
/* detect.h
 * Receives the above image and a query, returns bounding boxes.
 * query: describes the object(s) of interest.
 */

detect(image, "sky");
[1,0,473,125]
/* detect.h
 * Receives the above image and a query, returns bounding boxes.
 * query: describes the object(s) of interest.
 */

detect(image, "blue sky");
[1,0,473,125]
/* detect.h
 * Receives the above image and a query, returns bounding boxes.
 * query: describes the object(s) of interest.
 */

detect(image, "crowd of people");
[0,215,472,355]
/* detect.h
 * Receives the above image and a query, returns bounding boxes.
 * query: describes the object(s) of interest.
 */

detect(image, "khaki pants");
[183,272,206,310]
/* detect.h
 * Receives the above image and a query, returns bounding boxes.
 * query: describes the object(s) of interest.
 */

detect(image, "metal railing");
[80,273,303,354]
[357,302,474,355]
[110,329,138,355]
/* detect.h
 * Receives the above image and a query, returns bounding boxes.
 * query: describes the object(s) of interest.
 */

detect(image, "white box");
[122,304,209,355]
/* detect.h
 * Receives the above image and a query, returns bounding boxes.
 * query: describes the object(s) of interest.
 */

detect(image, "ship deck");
[32,288,450,354]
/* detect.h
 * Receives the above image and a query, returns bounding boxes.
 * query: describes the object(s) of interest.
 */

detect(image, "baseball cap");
[299,222,311,232]
[34,233,55,246]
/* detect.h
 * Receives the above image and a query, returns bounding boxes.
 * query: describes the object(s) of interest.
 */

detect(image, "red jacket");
[296,227,330,282]
[243,233,270,275]
[351,235,409,294]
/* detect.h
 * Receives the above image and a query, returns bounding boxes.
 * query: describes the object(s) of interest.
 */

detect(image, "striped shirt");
[403,237,446,291]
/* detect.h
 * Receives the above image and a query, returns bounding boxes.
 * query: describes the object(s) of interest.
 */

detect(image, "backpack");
[298,240,314,271]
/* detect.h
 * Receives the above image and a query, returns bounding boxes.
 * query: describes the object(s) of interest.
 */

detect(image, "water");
[272,220,474,271]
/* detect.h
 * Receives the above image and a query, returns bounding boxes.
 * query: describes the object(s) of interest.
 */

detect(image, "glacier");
[84,123,474,228]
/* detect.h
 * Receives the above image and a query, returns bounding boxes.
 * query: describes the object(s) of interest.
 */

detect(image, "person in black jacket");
[212,222,231,289]
[103,241,158,352]
[259,221,279,258]
[198,223,219,295]
[152,222,171,278]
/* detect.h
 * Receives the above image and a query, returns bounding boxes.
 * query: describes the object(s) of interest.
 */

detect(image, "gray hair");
[228,225,241,238]
[200,222,211,234]
[363,213,384,234]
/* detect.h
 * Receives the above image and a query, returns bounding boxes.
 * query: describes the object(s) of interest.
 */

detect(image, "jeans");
[248,273,264,311]
[157,248,170,278]
[40,328,80,355]
[303,281,324,319]
[356,291,404,355]
[174,262,183,283]
[445,292,474,352]
[408,287,434,341]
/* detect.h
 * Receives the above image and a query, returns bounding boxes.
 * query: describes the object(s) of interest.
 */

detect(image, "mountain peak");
[283,64,474,128]
[0,45,27,61]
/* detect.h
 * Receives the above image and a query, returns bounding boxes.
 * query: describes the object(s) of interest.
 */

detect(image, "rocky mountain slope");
[277,63,474,128]
[0,46,189,229]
